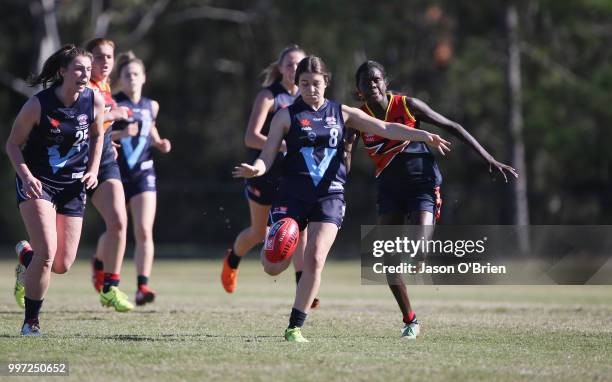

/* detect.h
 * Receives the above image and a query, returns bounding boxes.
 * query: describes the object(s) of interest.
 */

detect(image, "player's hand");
[157,138,172,154]
[489,159,518,183]
[81,172,99,189]
[232,163,261,178]
[117,106,131,121]
[123,123,139,138]
[426,133,451,156]
[21,175,43,199]
[112,144,119,160]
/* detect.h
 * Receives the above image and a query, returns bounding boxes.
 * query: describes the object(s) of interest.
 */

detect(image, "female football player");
[112,52,171,305]
[233,56,451,342]
[352,60,517,339]
[221,45,317,306]
[7,45,104,335]
[85,38,134,312]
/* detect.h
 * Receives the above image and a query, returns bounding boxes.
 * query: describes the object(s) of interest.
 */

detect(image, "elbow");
[244,133,256,149]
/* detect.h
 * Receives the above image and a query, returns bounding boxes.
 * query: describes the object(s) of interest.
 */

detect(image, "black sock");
[21,250,34,268]
[137,275,149,288]
[227,249,242,269]
[295,271,302,285]
[24,297,43,322]
[103,273,120,293]
[288,308,308,329]
[93,258,104,271]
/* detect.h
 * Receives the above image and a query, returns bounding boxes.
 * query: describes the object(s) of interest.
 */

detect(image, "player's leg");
[261,199,307,276]
[91,180,133,311]
[285,222,338,342]
[292,229,319,308]
[91,179,129,291]
[380,212,417,328]
[51,214,83,274]
[18,199,57,335]
[130,191,157,305]
[260,227,296,276]
[221,199,270,293]
[398,210,435,339]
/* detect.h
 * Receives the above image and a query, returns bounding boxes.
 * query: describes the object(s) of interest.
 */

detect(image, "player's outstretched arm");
[233,107,289,178]
[406,97,518,181]
[342,105,451,156]
[5,96,43,198]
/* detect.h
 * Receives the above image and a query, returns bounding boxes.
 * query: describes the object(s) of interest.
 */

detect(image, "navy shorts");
[123,170,156,202]
[377,180,442,220]
[15,176,86,217]
[269,194,346,231]
[245,174,280,206]
[86,161,122,198]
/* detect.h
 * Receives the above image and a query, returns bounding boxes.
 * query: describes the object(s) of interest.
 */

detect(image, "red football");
[264,218,299,263]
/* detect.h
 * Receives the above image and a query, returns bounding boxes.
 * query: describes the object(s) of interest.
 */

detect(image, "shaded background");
[1,0,611,256]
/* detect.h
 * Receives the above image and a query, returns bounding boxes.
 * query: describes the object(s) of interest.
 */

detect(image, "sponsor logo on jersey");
[307,131,317,142]
[273,206,288,215]
[300,118,311,127]
[48,116,61,132]
[324,124,340,129]
[77,114,88,126]
[301,126,312,131]
[326,116,337,124]
[329,181,344,191]
[313,117,323,122]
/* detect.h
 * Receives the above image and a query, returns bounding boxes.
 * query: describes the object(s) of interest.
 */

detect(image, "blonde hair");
[260,44,305,87]
[113,51,146,84]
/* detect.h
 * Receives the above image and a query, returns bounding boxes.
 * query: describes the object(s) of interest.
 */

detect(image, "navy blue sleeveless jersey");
[279,97,346,202]
[22,85,94,186]
[112,92,156,181]
[247,81,298,162]
[245,82,298,204]
[99,121,115,167]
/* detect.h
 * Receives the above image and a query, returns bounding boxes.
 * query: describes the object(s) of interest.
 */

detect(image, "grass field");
[0,259,611,381]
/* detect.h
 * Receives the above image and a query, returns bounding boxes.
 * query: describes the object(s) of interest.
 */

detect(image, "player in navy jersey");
[221,45,318,304]
[85,38,134,312]
[111,51,171,306]
[352,60,517,339]
[234,56,451,342]
[5,45,105,336]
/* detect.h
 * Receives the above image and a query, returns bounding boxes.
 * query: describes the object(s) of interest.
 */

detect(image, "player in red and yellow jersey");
[84,38,134,312]
[352,60,517,339]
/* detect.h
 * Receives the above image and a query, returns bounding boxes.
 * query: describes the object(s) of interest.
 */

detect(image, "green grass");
[0,259,611,381]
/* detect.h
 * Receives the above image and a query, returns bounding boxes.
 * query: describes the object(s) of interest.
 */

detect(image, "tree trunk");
[507,4,530,252]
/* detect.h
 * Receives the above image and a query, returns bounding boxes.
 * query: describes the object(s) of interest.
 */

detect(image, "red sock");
[403,311,416,324]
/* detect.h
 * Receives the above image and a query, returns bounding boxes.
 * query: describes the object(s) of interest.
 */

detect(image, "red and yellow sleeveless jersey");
[360,94,417,177]
[88,79,117,129]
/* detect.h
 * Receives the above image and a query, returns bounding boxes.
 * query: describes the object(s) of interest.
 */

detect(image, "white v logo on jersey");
[300,147,337,187]
[47,145,81,174]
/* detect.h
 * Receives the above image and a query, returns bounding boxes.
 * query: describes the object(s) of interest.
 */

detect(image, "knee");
[32,246,54,263]
[252,227,267,243]
[305,252,326,274]
[105,212,127,235]
[52,262,70,274]
[261,254,288,276]
[134,226,153,243]
[263,264,282,276]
